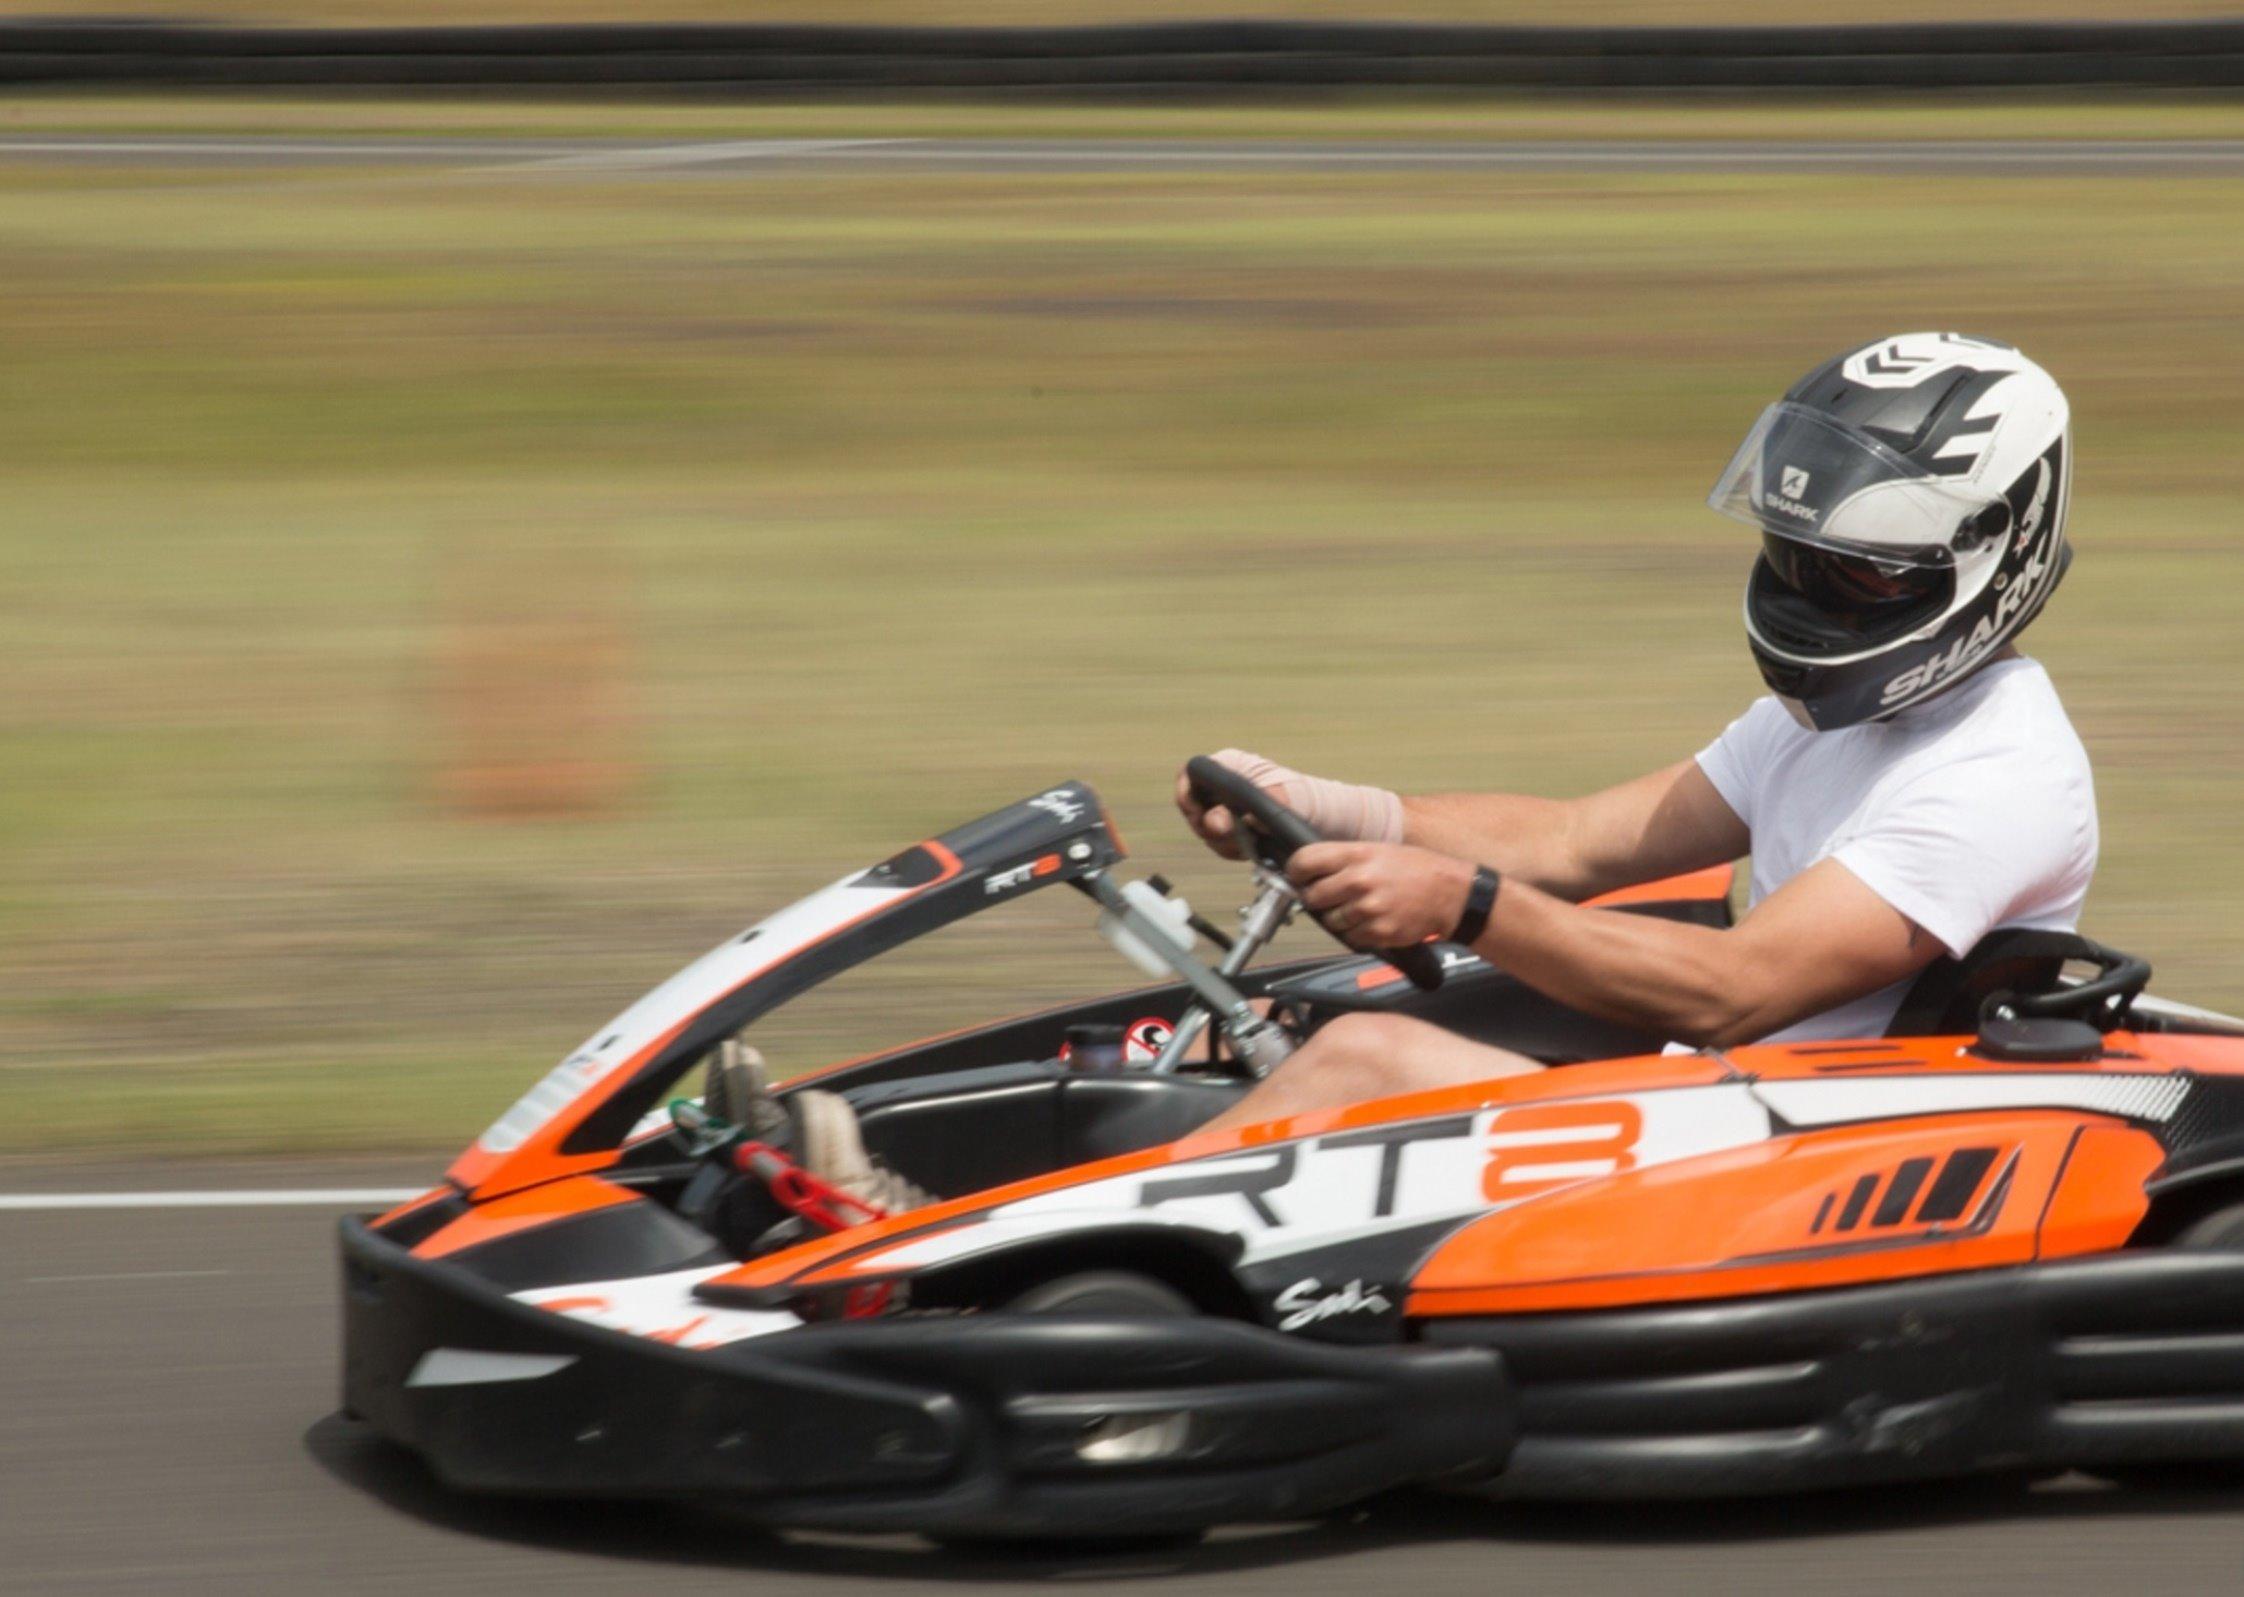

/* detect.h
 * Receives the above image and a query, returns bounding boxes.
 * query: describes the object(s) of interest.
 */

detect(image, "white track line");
[10,137,2244,175]
[25,1268,230,1283]
[0,1189,421,1211]
[0,138,543,159]
[502,136,900,172]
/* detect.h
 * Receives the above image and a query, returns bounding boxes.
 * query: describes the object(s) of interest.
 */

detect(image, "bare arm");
[1290,842,1943,1049]
[1461,857,1941,1047]
[1402,760,1748,903]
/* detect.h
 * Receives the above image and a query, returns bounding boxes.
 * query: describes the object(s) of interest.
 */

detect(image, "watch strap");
[1452,865,1501,947]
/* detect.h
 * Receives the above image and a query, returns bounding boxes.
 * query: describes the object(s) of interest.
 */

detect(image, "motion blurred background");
[3,2,2242,1160]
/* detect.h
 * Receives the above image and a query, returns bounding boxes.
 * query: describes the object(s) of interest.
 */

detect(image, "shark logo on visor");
[1769,464,1819,523]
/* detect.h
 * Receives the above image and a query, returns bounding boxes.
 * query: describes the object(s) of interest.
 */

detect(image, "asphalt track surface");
[10,134,2244,174]
[4,1160,2244,1596]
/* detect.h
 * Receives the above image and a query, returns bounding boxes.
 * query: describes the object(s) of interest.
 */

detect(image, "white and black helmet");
[1709,332,2072,730]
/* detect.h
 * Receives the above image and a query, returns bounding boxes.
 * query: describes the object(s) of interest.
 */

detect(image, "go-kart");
[341,760,2244,1538]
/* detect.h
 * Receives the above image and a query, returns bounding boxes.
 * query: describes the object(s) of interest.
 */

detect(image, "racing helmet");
[1709,332,2073,730]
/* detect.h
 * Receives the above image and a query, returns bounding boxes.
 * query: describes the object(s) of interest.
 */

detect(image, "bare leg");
[1196,1011,1541,1135]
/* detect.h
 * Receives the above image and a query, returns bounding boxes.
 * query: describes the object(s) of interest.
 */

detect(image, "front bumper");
[339,1218,1511,1536]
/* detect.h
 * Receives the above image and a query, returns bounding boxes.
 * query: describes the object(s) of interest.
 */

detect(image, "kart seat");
[1884,928,2125,1037]
[841,1059,1245,1198]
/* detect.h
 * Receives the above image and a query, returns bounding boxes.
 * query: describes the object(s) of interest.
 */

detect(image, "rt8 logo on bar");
[1481,1101,1644,1202]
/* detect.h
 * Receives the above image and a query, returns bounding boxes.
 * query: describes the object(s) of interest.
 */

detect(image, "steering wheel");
[1185,755,1445,994]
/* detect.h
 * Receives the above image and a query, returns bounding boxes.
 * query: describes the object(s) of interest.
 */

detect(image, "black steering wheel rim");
[1183,755,1444,993]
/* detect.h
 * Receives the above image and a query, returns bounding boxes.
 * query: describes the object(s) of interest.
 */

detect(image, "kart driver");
[1180,331,2097,1135]
[750,330,2098,1205]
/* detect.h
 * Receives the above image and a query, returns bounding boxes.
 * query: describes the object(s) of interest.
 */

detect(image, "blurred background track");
[3,18,2243,1584]
[3,97,2241,1157]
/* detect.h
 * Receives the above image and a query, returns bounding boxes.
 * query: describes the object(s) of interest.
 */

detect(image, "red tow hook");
[731,1140,889,1233]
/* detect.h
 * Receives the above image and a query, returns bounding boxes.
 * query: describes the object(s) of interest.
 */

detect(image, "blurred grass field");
[2,98,2242,1156]
[17,96,2244,141]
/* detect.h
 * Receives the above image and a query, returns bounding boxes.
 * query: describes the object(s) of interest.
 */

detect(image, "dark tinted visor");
[1760,533,1949,634]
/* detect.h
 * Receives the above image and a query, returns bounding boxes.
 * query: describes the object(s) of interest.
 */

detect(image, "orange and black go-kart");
[341,757,2244,1539]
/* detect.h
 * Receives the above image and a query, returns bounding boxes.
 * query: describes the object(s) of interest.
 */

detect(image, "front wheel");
[1002,1269,1196,1316]
[934,1269,1204,1555]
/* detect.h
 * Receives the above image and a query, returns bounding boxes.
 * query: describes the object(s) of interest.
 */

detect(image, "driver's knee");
[1290,1011,1429,1099]
[1286,1010,1540,1103]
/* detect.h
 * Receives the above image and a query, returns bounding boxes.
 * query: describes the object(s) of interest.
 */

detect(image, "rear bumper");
[339,1218,1511,1536]
[1429,1250,2244,1500]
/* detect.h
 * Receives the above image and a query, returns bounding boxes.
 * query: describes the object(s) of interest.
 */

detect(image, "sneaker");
[702,1039,789,1141]
[792,1089,935,1215]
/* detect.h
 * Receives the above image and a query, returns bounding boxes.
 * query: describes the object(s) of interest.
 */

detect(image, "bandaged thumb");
[1208,749,1405,845]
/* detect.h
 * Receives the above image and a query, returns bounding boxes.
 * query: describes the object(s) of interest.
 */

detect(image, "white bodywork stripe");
[476,874,909,1154]
[816,1211,1224,1273]
[1754,1072,2189,1128]
[513,1264,801,1349]
[0,1189,420,1211]
[509,138,897,172]
[406,1349,577,1388]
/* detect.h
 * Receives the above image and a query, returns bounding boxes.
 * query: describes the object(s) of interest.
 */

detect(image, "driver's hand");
[1289,842,1475,951]
[1175,749,1299,861]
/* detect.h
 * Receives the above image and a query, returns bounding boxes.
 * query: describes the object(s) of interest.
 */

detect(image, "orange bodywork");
[1406,1112,2163,1316]
[411,1174,638,1260]
[372,1185,456,1230]
[705,1030,2241,1311]
[1387,1031,2207,1314]
[2038,1122,2174,1257]
[1392,1031,2223,1313]
[697,1053,1736,1297]
[1584,864,1737,910]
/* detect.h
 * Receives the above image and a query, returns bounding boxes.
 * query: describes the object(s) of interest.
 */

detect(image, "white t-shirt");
[1694,655,2098,1045]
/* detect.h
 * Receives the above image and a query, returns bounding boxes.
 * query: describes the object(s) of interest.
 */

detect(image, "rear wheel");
[2097,1199,2244,1490]
[2172,1201,2244,1250]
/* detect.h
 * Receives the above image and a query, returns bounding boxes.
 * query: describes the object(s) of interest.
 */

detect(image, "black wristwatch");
[1451,865,1501,947]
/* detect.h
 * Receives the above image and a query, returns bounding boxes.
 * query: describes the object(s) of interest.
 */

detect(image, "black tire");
[2173,1202,2244,1250]
[2097,1199,2244,1490]
[1002,1269,1195,1316]
[928,1530,1206,1559]
[933,1272,1207,1553]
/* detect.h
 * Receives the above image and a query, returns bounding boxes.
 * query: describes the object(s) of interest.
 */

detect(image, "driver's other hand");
[1176,749,1296,861]
[1288,841,1473,951]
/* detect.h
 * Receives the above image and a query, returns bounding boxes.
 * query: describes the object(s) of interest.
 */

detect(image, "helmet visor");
[1707,402,2005,567]
[1757,532,1951,639]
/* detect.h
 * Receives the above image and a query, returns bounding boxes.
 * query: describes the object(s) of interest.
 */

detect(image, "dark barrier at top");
[6,17,2244,91]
